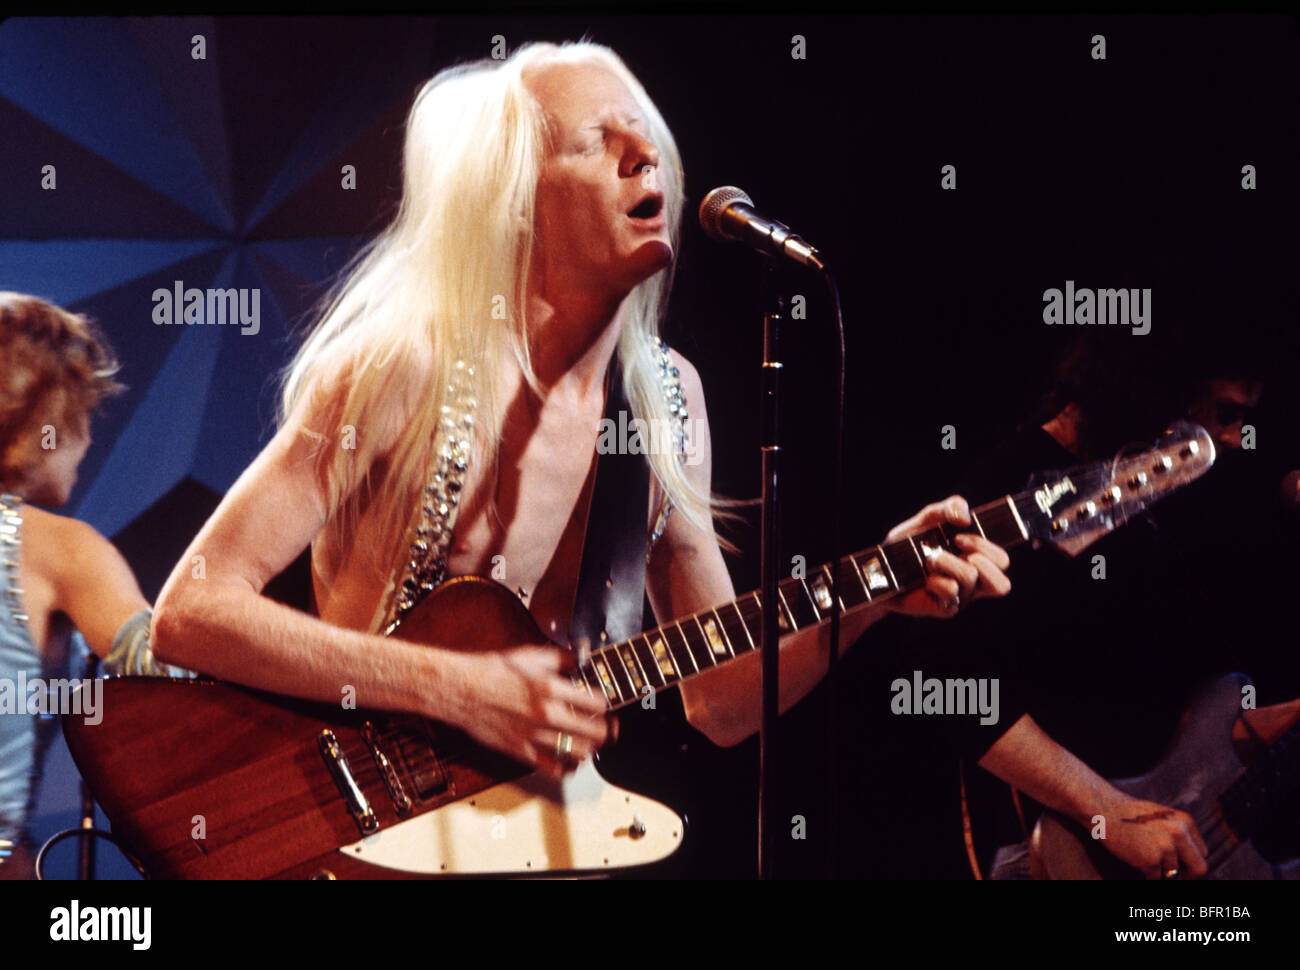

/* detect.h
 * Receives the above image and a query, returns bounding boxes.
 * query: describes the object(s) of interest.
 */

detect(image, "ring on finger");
[554,731,574,758]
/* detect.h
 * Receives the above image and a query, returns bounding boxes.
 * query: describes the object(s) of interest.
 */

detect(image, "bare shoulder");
[21,504,103,557]
[19,505,122,585]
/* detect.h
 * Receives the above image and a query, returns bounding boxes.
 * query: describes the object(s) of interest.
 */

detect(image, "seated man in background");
[928,333,1290,880]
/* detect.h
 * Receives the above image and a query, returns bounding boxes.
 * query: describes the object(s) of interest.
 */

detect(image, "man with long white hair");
[151,41,1011,782]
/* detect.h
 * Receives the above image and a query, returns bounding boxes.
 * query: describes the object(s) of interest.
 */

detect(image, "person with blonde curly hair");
[0,292,184,879]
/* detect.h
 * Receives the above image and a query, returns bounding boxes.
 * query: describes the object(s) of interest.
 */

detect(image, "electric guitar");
[65,421,1215,879]
[1030,673,1300,879]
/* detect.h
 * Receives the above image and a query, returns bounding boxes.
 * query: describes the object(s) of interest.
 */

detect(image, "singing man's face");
[524,60,672,301]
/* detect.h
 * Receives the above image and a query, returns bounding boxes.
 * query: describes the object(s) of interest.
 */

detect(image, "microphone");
[698,186,826,271]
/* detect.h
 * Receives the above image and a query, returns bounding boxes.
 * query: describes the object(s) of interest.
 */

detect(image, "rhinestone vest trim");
[0,494,27,628]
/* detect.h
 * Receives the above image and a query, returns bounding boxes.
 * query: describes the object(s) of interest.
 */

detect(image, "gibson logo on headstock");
[1035,476,1077,514]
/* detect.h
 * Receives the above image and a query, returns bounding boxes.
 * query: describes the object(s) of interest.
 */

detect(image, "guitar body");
[1030,674,1300,880]
[64,576,683,879]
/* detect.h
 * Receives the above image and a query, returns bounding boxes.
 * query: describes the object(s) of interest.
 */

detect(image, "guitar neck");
[578,493,1034,712]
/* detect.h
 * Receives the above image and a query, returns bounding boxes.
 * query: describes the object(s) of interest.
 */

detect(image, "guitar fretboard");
[575,493,1033,711]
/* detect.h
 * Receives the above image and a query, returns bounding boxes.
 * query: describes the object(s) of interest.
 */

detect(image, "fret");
[575,668,600,701]
[737,592,764,643]
[846,553,873,601]
[684,617,721,667]
[968,497,1027,548]
[882,538,926,589]
[589,651,622,704]
[907,534,925,569]
[969,508,988,540]
[774,587,796,633]
[728,600,757,652]
[779,575,821,629]
[816,563,845,614]
[971,502,1010,544]
[632,635,667,689]
[664,622,698,674]
[798,576,823,621]
[914,527,949,562]
[1005,495,1030,542]
[834,558,870,610]
[643,632,680,684]
[750,592,793,639]
[748,592,765,636]
[607,643,640,699]
[674,619,715,671]
[879,545,901,590]
[618,641,649,695]
[697,611,735,660]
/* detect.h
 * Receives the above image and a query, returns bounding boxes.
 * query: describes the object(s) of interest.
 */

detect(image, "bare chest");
[318,383,658,641]
[446,408,600,643]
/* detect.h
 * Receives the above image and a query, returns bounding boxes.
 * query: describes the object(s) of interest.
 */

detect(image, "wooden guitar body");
[1031,674,1300,880]
[64,577,683,879]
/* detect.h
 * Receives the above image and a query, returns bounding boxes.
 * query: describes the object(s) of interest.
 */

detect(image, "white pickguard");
[338,759,683,875]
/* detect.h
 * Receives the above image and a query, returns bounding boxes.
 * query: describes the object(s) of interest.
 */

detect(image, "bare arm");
[151,373,606,778]
[28,510,149,660]
[978,713,1208,878]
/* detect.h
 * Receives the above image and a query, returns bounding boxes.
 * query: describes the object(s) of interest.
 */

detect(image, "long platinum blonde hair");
[280,41,726,603]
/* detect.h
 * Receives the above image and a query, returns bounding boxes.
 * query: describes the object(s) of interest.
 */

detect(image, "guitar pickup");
[397,725,449,802]
[362,722,412,816]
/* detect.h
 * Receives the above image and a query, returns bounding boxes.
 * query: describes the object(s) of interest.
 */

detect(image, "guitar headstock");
[1017,420,1215,557]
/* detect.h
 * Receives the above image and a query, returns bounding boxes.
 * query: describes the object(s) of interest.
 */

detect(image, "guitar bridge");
[318,729,379,835]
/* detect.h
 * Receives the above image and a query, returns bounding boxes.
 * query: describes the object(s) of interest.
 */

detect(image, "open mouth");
[628,195,664,219]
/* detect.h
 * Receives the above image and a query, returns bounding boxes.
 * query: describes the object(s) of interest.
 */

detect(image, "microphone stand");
[758,259,783,880]
[78,649,99,880]
[755,258,845,881]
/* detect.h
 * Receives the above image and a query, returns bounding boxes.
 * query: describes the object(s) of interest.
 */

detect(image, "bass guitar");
[1031,673,1300,879]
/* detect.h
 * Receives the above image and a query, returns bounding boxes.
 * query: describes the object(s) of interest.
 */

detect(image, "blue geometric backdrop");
[0,16,447,534]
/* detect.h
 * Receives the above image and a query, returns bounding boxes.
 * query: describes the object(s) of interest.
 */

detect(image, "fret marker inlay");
[701,616,728,656]
[863,556,890,591]
[650,636,675,679]
[810,575,834,611]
